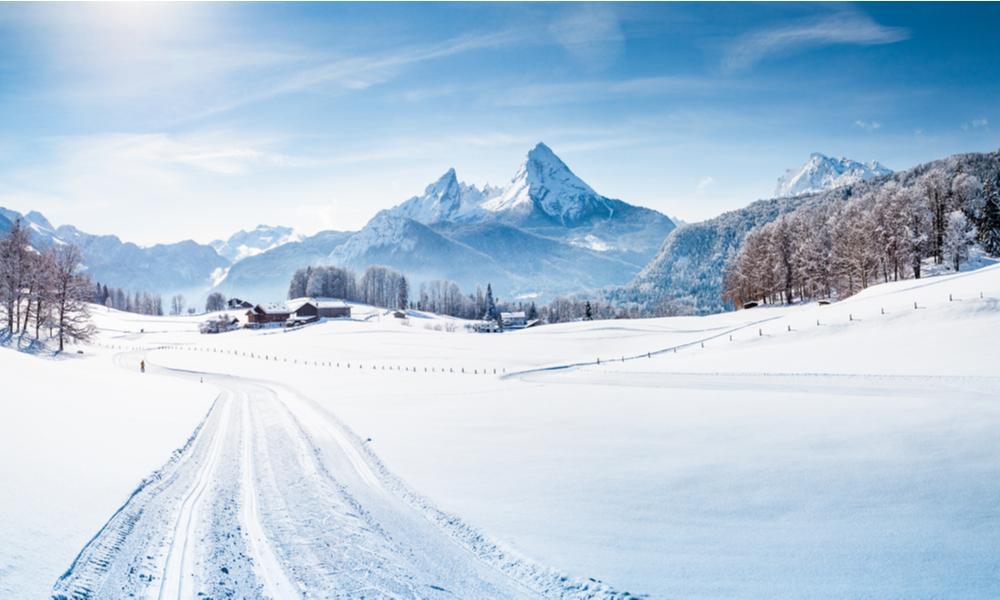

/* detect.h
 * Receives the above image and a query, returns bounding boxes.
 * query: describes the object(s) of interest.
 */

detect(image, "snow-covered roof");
[287,297,350,311]
[501,311,526,319]
[254,303,291,314]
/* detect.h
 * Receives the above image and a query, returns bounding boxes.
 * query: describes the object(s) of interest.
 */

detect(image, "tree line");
[289,263,661,325]
[723,168,1000,308]
[0,221,93,350]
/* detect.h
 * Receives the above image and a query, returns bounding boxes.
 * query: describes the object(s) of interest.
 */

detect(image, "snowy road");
[53,351,622,599]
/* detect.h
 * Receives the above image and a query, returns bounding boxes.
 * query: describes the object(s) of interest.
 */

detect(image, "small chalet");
[227,298,253,310]
[500,311,527,329]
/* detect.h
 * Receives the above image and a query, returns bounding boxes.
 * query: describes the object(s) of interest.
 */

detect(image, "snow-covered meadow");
[2,264,999,598]
[0,348,214,598]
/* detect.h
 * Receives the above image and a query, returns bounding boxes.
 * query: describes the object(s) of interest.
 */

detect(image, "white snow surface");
[2,265,999,598]
[776,152,892,197]
[0,346,214,599]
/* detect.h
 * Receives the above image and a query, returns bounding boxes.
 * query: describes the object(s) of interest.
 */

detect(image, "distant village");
[199,295,537,334]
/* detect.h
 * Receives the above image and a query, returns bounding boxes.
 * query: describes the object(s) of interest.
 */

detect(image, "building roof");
[501,311,526,319]
[288,297,350,311]
[253,303,291,315]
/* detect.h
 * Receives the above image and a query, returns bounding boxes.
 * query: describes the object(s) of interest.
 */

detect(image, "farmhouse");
[288,297,352,319]
[500,311,527,329]
[245,303,292,326]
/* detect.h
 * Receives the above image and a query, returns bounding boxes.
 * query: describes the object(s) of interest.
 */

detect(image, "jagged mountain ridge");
[0,206,229,297]
[776,152,892,197]
[211,225,301,263]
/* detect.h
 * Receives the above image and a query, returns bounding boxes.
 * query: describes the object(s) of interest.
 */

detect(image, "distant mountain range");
[7,146,949,312]
[0,207,228,298]
[775,153,892,197]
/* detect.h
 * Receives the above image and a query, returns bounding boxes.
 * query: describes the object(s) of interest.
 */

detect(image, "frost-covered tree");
[205,292,226,312]
[978,178,1000,256]
[288,266,311,299]
[943,210,975,271]
[170,294,185,316]
[397,276,408,310]
[49,245,94,352]
[919,168,951,264]
[0,220,31,333]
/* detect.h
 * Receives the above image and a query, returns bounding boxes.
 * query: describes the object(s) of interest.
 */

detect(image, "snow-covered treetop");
[775,152,892,198]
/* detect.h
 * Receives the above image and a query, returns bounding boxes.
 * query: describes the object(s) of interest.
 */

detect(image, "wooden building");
[245,304,292,326]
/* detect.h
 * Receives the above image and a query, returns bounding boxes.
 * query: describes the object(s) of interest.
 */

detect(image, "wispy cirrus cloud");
[855,119,882,131]
[550,3,625,70]
[722,11,909,73]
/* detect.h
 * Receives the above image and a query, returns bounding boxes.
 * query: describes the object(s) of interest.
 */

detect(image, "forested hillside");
[616,150,1000,314]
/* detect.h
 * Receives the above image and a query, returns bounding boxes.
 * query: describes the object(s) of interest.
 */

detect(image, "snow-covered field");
[0,349,214,598]
[2,265,999,598]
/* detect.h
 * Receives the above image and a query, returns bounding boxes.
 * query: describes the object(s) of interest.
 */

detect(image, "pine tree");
[527,301,538,320]
[397,276,409,310]
[484,284,497,320]
[584,300,593,320]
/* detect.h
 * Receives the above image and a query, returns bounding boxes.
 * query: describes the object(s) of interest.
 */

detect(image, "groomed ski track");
[52,349,633,599]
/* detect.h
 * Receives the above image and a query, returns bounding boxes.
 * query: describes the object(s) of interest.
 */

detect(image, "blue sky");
[0,2,997,245]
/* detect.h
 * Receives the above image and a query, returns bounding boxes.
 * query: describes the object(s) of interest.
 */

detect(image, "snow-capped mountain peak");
[775,153,892,197]
[211,224,301,263]
[390,168,490,224]
[481,142,610,224]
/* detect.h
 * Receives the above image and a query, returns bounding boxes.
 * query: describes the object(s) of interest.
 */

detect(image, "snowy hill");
[775,152,891,197]
[7,261,998,598]
[211,225,301,263]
